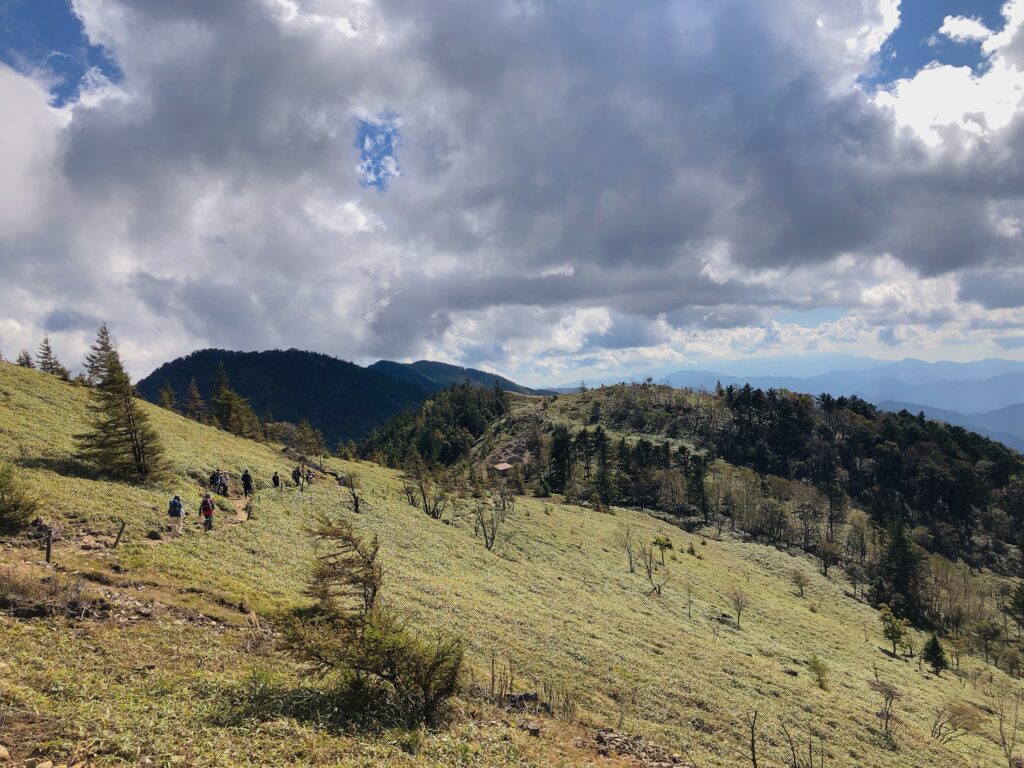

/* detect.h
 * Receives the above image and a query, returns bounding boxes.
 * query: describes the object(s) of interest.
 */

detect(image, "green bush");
[0,462,37,533]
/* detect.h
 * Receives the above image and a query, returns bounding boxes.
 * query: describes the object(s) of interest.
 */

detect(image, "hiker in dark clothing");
[272,471,280,489]
[167,495,185,537]
[291,466,301,486]
[241,469,254,498]
[200,493,215,532]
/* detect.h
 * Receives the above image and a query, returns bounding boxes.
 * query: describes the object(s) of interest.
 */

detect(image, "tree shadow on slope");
[20,455,102,481]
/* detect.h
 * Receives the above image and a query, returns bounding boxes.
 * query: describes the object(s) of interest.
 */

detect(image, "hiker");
[167,495,185,536]
[272,471,280,489]
[218,471,229,496]
[209,469,220,489]
[305,468,315,485]
[291,466,301,486]
[241,469,254,498]
[200,493,215,532]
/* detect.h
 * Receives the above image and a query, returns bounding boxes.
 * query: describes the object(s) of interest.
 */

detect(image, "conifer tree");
[211,362,233,427]
[158,380,178,411]
[77,337,166,483]
[185,377,207,421]
[83,323,115,384]
[36,334,70,379]
[16,350,34,368]
[922,634,948,675]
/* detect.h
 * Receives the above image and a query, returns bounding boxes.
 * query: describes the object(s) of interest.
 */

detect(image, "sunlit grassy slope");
[0,363,1013,767]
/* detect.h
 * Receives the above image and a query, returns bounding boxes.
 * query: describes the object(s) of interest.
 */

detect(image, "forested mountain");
[137,349,428,445]
[138,349,539,446]
[368,359,543,395]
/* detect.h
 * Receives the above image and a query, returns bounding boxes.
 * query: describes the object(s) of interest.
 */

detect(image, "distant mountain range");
[137,349,543,446]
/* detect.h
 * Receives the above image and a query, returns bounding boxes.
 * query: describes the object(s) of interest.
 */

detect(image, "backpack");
[168,498,183,517]
[200,498,214,516]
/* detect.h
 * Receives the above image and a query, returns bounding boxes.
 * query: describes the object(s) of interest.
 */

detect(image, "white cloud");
[0,66,65,238]
[939,15,991,43]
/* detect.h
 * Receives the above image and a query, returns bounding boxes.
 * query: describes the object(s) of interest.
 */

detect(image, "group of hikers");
[166,464,317,535]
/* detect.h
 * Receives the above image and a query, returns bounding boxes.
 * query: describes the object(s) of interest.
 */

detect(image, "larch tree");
[158,380,178,411]
[77,330,166,483]
[185,377,207,422]
[83,323,115,384]
[37,334,70,380]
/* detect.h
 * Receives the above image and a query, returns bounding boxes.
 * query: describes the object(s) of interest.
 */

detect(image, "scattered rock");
[594,728,692,767]
[0,745,8,761]
[783,668,799,677]
[518,720,542,737]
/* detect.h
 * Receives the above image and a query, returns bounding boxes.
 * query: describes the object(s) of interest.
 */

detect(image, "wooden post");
[45,530,53,563]
[112,520,127,549]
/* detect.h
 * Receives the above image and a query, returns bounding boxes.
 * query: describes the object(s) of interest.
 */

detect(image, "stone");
[518,720,542,737]
[0,745,9,761]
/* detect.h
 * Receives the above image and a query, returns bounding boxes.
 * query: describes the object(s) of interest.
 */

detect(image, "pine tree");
[36,334,70,380]
[77,339,166,483]
[84,324,116,384]
[211,362,233,427]
[185,377,206,421]
[16,350,34,368]
[922,634,947,675]
[158,380,178,411]
[870,522,925,622]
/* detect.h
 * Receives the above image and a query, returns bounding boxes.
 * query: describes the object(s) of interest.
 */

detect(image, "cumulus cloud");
[1,0,1024,383]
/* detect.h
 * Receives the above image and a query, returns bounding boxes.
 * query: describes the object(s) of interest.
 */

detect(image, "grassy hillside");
[0,363,1018,767]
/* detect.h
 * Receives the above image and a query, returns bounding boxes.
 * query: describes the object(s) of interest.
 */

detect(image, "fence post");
[45,530,53,563]
[112,520,127,549]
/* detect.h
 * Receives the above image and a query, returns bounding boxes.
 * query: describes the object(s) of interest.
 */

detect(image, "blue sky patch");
[0,0,120,106]
[356,114,401,191]
[863,0,1006,87]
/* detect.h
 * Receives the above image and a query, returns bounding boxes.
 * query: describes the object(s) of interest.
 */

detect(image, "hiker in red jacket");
[200,493,215,532]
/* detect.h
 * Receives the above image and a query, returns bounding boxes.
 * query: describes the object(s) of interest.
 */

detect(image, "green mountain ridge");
[136,348,541,446]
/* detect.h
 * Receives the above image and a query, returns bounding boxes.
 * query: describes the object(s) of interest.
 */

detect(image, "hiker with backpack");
[200,493,215,532]
[167,495,185,536]
[218,471,229,496]
[291,466,301,487]
[272,471,280,489]
[241,469,254,498]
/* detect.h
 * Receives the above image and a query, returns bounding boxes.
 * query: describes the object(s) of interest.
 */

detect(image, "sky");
[2,1,1024,386]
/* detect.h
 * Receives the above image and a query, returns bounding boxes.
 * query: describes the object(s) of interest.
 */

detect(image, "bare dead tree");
[729,586,749,630]
[614,524,638,573]
[746,710,759,768]
[474,497,502,550]
[989,681,1024,767]
[867,678,900,744]
[638,542,669,596]
[340,473,366,514]
[402,480,418,507]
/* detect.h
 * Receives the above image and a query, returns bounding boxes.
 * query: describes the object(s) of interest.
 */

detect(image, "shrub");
[0,565,104,618]
[807,653,830,690]
[284,513,465,726]
[0,462,37,534]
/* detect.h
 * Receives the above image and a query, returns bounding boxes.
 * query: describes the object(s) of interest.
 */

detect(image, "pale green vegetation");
[0,362,1019,766]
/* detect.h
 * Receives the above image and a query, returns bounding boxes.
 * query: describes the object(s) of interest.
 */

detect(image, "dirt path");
[229,496,249,523]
